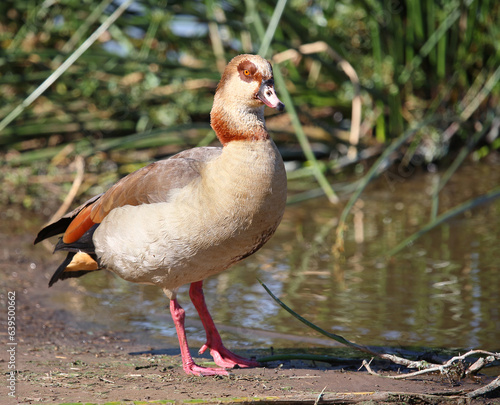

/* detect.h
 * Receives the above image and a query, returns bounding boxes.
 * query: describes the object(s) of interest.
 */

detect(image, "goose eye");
[238,60,257,82]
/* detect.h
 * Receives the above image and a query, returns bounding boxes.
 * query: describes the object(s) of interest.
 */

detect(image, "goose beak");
[257,80,285,112]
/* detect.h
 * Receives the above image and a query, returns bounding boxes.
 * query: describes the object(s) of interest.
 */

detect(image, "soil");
[1,211,499,405]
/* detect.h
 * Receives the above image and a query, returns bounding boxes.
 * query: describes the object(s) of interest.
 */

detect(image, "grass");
[1,1,498,160]
[1,0,499,257]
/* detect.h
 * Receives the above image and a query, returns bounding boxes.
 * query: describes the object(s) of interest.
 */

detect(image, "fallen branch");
[48,155,85,224]
[260,280,500,397]
[466,375,500,398]
[369,349,500,379]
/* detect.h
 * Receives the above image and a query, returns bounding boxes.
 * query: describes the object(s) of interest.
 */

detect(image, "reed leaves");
[2,1,498,160]
[1,1,499,218]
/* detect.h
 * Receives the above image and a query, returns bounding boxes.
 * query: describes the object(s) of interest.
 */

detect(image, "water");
[33,162,500,351]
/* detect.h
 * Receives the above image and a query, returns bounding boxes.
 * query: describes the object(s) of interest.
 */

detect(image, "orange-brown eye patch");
[238,60,258,83]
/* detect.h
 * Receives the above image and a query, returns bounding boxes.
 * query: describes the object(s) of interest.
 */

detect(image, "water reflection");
[40,163,500,351]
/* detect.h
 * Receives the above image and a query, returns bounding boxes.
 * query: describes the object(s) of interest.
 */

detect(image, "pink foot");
[190,281,261,369]
[199,342,260,369]
[169,297,229,376]
[181,358,229,376]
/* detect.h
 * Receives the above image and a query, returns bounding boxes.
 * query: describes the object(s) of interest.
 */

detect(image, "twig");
[261,280,500,385]
[314,386,327,405]
[364,350,500,380]
[445,350,500,368]
[48,156,85,224]
[361,359,384,377]
[466,375,500,398]
[98,376,115,384]
[362,359,456,380]
[466,355,497,376]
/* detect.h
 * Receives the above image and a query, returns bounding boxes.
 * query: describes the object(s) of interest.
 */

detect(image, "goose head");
[211,54,284,144]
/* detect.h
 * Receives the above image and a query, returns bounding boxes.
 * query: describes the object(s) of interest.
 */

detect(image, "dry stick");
[362,350,500,380]
[206,3,229,74]
[48,156,85,224]
[365,360,500,399]
[41,156,85,252]
[466,356,497,376]
[362,356,500,398]
[363,359,455,380]
[466,375,500,398]
[314,386,327,405]
[261,280,500,388]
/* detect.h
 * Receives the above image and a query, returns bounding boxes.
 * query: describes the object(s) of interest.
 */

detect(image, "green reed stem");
[399,1,471,84]
[257,0,288,58]
[247,0,338,203]
[334,116,440,252]
[431,121,492,220]
[0,0,133,134]
[388,186,500,258]
[273,67,338,204]
[259,280,377,355]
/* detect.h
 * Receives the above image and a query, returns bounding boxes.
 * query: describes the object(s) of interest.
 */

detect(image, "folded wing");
[34,147,222,286]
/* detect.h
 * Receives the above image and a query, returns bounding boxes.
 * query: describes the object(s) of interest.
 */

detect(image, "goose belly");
[93,193,284,289]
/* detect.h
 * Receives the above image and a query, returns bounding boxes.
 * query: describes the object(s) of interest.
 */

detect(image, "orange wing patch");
[62,204,97,244]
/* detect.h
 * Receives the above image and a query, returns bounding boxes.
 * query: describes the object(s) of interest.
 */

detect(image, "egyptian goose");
[35,54,287,376]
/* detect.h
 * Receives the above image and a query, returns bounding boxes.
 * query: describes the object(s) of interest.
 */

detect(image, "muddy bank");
[1,221,498,404]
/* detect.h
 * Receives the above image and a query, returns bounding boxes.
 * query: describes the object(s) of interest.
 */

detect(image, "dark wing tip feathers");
[52,269,97,286]
[34,217,73,245]
[48,251,99,287]
[48,252,75,287]
[47,224,99,286]
[34,193,103,245]
[36,202,101,286]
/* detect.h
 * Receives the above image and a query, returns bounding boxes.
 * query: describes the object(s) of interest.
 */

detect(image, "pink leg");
[169,298,228,376]
[189,281,260,369]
